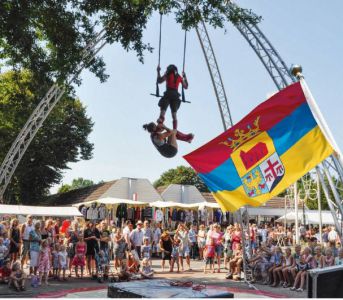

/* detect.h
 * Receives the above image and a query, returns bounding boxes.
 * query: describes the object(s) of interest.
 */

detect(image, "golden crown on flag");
[220,116,261,150]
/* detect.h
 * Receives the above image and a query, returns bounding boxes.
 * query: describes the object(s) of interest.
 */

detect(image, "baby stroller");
[94,249,109,283]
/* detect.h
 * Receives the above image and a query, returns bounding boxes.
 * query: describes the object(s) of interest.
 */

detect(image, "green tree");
[58,177,95,193]
[0,70,93,204]
[0,1,261,87]
[154,165,209,192]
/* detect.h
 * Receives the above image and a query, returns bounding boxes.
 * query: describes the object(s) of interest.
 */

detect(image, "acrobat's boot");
[176,131,194,143]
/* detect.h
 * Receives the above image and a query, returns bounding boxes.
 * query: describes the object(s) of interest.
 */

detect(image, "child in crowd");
[140,258,154,279]
[281,247,294,288]
[203,238,215,274]
[72,235,87,278]
[115,259,130,281]
[141,237,152,261]
[312,246,323,269]
[226,243,243,280]
[127,251,140,274]
[52,243,60,279]
[335,248,343,266]
[268,246,283,286]
[170,237,180,273]
[0,238,9,267]
[58,245,68,281]
[321,248,335,268]
[113,230,127,271]
[38,239,51,285]
[9,261,26,291]
[223,227,232,270]
[290,247,313,292]
[290,244,302,283]
[2,232,10,250]
[0,260,11,284]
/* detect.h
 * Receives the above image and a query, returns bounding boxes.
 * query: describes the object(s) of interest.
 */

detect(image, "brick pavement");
[0,259,306,298]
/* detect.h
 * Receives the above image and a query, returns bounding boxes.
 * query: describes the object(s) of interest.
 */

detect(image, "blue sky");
[50,0,343,193]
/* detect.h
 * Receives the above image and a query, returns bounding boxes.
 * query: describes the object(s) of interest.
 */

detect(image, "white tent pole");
[294,182,299,244]
[284,196,287,232]
[317,171,323,244]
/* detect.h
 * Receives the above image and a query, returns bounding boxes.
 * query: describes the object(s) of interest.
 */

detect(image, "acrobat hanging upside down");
[144,64,194,158]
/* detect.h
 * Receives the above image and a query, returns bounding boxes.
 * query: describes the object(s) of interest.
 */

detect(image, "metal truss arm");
[195,20,233,130]
[0,28,108,201]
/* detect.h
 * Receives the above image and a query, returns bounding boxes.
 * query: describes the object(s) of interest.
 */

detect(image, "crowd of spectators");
[0,214,342,294]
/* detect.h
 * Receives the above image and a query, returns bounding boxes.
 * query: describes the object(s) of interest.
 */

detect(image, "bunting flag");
[184,82,333,212]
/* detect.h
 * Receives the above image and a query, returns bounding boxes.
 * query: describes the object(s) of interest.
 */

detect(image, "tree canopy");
[0,0,261,87]
[154,165,209,192]
[0,71,93,204]
[58,177,96,193]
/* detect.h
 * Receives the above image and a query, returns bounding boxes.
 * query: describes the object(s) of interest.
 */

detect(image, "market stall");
[276,210,338,225]
[72,197,150,227]
[0,204,82,217]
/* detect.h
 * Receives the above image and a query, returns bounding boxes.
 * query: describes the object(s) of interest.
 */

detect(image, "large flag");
[184,82,333,212]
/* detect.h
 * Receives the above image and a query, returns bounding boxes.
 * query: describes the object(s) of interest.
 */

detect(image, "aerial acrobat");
[144,14,194,158]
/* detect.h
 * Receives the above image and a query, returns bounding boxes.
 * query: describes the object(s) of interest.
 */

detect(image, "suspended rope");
[150,12,163,97]
[181,29,190,103]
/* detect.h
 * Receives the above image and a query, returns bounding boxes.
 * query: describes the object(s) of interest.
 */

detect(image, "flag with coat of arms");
[184,82,333,212]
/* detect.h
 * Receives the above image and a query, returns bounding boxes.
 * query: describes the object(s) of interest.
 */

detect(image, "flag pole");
[290,65,343,171]
[294,182,299,244]
[317,171,323,244]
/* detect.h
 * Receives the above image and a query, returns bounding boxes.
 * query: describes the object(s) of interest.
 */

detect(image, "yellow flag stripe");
[213,126,333,212]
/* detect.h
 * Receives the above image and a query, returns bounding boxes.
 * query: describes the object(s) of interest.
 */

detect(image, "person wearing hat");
[130,221,144,259]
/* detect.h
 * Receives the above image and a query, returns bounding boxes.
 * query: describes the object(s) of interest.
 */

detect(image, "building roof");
[160,184,207,204]
[44,180,116,206]
[45,178,163,206]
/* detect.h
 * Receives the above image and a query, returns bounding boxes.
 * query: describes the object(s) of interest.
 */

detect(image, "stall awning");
[0,204,82,217]
[149,201,220,209]
[149,201,196,209]
[72,197,149,207]
[276,210,338,225]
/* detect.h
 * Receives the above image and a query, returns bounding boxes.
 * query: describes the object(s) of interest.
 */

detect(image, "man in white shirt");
[130,220,144,259]
[142,221,154,245]
[328,226,338,243]
[122,220,132,249]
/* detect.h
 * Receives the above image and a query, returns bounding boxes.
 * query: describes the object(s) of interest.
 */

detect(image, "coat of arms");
[220,117,285,198]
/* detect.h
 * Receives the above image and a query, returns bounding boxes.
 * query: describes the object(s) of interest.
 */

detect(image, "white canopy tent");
[149,201,200,209]
[197,201,220,209]
[72,197,149,208]
[276,210,338,225]
[0,204,82,217]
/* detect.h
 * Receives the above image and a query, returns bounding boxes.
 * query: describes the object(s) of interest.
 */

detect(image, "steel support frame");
[230,3,343,235]
[195,20,233,130]
[0,28,108,201]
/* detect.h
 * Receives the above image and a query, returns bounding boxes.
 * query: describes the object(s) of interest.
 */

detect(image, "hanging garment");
[135,207,141,221]
[171,208,178,221]
[177,210,186,222]
[81,206,88,219]
[127,207,135,221]
[98,205,107,220]
[208,209,214,224]
[116,204,128,220]
[143,207,153,220]
[87,206,99,220]
[155,209,164,223]
[193,210,198,224]
[185,210,192,223]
